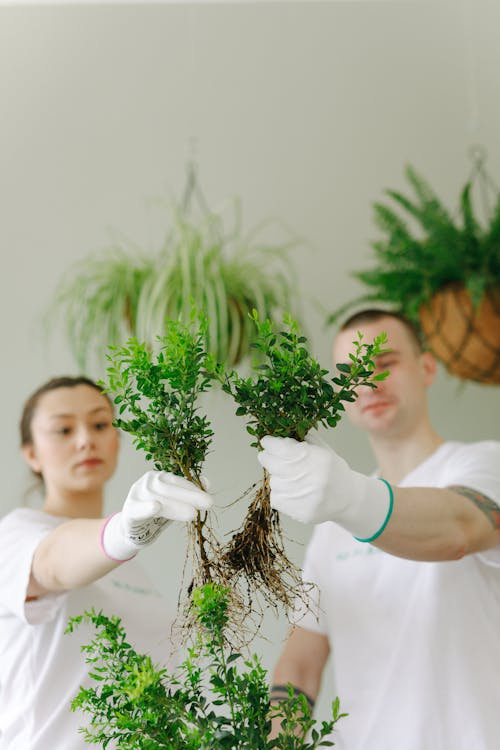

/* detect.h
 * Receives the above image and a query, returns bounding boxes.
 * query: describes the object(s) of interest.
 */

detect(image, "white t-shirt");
[296,441,500,750]
[0,508,178,750]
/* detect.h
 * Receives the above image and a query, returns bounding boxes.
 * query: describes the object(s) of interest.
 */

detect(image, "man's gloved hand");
[257,435,393,541]
[101,470,213,561]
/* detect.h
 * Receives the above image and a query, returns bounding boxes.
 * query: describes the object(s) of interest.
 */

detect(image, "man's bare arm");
[269,626,330,737]
[373,485,500,562]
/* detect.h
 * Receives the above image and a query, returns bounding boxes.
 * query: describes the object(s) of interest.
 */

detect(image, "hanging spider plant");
[47,248,156,371]
[46,168,300,373]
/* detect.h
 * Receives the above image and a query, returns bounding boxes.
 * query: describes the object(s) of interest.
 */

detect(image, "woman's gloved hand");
[101,470,213,561]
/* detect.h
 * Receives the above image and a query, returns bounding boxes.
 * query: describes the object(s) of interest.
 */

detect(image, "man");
[259,309,500,750]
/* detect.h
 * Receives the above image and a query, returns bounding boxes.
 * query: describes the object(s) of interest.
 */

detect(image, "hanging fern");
[327,160,500,327]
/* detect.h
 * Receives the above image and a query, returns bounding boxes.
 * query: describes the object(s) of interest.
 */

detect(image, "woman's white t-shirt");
[0,508,178,750]
[296,441,500,750]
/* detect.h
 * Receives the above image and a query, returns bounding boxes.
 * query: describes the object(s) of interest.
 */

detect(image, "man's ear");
[21,444,42,474]
[421,350,438,386]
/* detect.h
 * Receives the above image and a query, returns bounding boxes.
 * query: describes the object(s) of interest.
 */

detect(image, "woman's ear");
[21,444,42,474]
[421,350,438,386]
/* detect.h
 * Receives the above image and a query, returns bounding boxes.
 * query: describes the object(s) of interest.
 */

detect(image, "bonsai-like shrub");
[210,311,388,615]
[100,312,226,621]
[66,583,346,749]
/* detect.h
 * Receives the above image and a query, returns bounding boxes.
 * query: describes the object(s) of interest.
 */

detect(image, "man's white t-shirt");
[0,508,178,750]
[296,441,500,750]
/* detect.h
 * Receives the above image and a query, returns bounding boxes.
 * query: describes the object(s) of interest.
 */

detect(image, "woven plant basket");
[419,284,500,384]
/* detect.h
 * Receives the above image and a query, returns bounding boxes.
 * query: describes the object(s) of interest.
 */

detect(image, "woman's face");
[22,385,119,499]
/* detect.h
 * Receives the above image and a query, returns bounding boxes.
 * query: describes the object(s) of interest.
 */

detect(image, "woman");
[0,376,212,750]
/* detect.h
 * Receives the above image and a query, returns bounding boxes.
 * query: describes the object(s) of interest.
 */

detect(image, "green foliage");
[100,313,232,619]
[327,163,500,326]
[47,248,157,375]
[212,311,389,445]
[101,311,213,483]
[67,583,346,749]
[46,186,300,373]
[207,312,388,615]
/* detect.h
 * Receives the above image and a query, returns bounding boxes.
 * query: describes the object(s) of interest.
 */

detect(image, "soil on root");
[220,472,310,617]
[174,511,262,648]
[173,475,314,647]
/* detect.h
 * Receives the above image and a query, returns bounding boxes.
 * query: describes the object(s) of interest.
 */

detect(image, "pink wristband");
[100,513,137,563]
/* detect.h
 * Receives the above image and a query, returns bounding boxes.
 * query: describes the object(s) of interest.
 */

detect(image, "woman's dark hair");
[20,375,112,448]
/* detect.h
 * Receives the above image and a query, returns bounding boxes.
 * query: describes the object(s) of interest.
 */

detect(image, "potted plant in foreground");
[67,583,346,749]
[327,157,500,384]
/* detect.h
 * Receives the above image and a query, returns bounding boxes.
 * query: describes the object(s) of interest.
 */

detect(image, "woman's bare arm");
[27,518,120,598]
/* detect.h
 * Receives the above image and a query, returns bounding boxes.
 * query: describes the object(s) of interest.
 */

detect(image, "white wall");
[1,0,499,725]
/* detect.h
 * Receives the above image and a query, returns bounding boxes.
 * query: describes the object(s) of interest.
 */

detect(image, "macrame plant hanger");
[180,158,211,218]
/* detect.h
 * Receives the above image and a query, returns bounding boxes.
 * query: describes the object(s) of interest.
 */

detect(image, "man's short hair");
[339,308,424,353]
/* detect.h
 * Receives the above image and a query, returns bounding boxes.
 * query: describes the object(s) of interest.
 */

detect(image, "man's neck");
[369,422,444,485]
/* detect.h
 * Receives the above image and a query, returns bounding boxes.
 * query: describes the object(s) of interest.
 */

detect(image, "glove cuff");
[100,513,139,562]
[337,474,394,541]
[353,479,394,542]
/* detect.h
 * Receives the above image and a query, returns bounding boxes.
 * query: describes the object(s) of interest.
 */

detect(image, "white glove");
[101,470,213,561]
[257,435,393,541]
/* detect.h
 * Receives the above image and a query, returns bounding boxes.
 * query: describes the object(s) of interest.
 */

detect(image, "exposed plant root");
[173,510,263,649]
[173,472,314,648]
[219,471,309,617]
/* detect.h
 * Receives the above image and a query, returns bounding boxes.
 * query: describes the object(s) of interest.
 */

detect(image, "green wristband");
[353,478,394,543]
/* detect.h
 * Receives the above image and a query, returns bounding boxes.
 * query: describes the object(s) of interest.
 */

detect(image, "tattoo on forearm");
[448,485,500,530]
[270,684,315,711]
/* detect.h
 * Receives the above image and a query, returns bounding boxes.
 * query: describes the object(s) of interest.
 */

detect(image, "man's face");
[332,316,436,439]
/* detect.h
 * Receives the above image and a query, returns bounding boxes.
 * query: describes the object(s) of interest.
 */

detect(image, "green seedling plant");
[67,582,346,749]
[211,311,388,613]
[101,312,225,620]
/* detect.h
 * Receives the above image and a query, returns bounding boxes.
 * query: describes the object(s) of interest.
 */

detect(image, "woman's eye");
[95,422,110,431]
[56,426,72,435]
